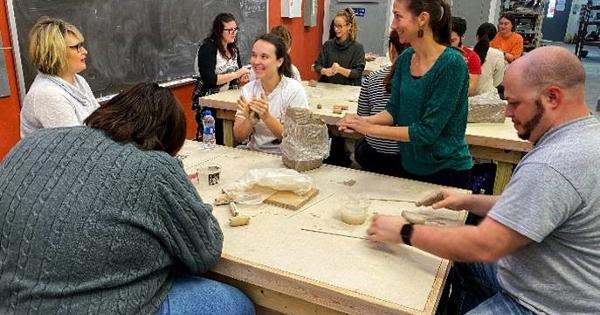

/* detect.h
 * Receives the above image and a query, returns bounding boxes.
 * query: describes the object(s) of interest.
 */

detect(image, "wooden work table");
[364,56,390,76]
[199,83,532,194]
[178,140,467,314]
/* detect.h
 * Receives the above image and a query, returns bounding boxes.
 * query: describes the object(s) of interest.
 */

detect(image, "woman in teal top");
[338,0,472,188]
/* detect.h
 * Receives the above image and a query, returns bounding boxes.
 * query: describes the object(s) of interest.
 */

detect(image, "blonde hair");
[28,16,84,75]
[335,8,359,41]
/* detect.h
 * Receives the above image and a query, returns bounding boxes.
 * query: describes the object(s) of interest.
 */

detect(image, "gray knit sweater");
[0,127,223,314]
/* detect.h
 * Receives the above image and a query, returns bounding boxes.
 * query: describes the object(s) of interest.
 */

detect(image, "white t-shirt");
[474,47,506,95]
[236,76,308,151]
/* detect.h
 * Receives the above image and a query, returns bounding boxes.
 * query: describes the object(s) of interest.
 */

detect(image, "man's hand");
[367,214,407,244]
[416,189,470,210]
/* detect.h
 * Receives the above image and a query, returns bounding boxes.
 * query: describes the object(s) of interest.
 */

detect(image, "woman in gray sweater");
[21,17,99,138]
[314,8,365,86]
[0,83,253,314]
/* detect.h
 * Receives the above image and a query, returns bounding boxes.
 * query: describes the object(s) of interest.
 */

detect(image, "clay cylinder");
[229,215,250,227]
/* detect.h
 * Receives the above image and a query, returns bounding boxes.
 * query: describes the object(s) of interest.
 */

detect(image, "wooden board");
[265,187,319,210]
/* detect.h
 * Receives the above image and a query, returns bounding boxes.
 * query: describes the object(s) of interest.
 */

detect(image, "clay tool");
[368,198,417,204]
[228,202,239,217]
[301,228,368,240]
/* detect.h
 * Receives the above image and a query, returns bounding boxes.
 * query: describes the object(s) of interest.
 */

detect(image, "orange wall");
[269,0,325,81]
[0,0,22,159]
[0,0,326,158]
[171,83,197,139]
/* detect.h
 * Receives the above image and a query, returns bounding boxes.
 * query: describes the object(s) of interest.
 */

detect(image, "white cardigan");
[21,73,99,138]
[474,47,506,96]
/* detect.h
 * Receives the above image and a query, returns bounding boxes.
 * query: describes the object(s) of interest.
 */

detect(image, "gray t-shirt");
[488,116,600,314]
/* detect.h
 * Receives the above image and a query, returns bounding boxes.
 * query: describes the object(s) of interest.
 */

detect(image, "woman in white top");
[21,17,100,138]
[233,33,309,154]
[473,23,506,96]
[247,25,301,82]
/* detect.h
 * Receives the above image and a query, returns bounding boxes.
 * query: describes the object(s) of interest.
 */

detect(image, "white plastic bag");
[222,168,314,205]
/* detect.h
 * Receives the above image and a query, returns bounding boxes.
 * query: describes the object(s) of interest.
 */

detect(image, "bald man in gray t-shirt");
[365,46,600,314]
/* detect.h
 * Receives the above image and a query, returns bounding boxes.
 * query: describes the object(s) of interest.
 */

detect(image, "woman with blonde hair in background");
[21,17,99,138]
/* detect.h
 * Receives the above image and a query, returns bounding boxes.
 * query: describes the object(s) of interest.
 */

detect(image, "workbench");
[199,82,532,194]
[178,141,467,314]
[364,56,390,76]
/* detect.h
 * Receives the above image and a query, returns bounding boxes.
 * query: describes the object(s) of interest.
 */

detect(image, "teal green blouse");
[385,47,473,176]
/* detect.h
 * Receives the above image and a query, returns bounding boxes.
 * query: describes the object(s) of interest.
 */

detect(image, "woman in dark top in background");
[315,8,366,166]
[314,8,365,86]
[192,13,250,141]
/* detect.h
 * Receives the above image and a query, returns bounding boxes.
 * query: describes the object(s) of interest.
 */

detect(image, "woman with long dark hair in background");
[192,13,250,141]
[473,22,506,96]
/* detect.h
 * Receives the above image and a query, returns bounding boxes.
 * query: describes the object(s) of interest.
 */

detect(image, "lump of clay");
[468,91,507,123]
[415,191,444,207]
[229,215,250,227]
[281,107,330,172]
[341,208,367,225]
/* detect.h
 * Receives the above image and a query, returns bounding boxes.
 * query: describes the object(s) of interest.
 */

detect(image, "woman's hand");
[237,95,251,118]
[239,74,250,86]
[367,214,407,244]
[337,114,372,135]
[248,93,270,120]
[320,67,335,77]
[331,62,341,74]
[236,67,251,79]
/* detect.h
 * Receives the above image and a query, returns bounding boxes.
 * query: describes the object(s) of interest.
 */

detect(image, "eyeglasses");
[333,24,349,29]
[224,27,239,34]
[68,42,85,52]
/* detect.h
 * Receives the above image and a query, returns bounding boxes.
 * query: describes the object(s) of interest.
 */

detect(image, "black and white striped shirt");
[357,66,399,154]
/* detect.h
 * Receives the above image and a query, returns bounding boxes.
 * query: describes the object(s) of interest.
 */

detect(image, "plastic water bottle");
[202,110,216,150]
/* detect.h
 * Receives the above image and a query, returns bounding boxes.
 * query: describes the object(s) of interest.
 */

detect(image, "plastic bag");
[222,168,314,205]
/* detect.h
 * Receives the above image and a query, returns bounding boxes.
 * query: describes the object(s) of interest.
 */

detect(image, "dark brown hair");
[384,31,409,93]
[270,25,292,51]
[499,13,517,32]
[254,33,292,78]
[85,82,186,156]
[474,22,497,64]
[399,0,452,45]
[204,13,238,59]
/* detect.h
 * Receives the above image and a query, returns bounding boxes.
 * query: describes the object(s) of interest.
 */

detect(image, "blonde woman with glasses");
[21,16,99,138]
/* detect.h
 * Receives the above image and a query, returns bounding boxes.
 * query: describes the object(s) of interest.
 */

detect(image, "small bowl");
[340,196,370,225]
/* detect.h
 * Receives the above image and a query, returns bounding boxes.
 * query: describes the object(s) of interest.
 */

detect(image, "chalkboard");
[11,0,267,98]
